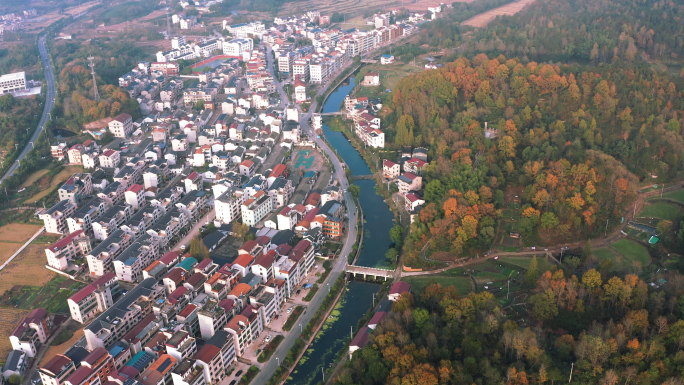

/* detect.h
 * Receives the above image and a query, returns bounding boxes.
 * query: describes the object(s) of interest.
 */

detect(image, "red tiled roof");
[233,254,254,268]
[269,164,286,178]
[113,113,132,123]
[240,240,257,253]
[254,253,275,268]
[65,366,93,385]
[48,230,84,252]
[383,159,397,168]
[240,159,254,167]
[369,311,387,326]
[350,326,369,348]
[159,251,180,265]
[390,281,411,295]
[305,193,320,206]
[69,272,116,303]
[186,171,198,180]
[193,344,220,363]
[40,354,73,375]
[178,304,197,318]
[126,184,143,193]
[278,206,291,216]
[102,149,116,157]
[402,172,418,181]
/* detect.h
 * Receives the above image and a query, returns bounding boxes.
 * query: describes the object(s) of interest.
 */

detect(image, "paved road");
[0,36,56,185]
[250,46,359,385]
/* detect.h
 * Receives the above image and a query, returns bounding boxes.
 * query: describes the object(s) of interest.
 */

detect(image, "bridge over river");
[345,263,394,280]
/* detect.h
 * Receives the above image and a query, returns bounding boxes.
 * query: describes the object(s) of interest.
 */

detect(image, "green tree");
[0,94,15,112]
[348,184,360,198]
[395,114,415,147]
[195,99,205,110]
[524,256,539,287]
[189,237,209,261]
[390,225,404,248]
[530,289,558,322]
[8,375,22,385]
[412,308,430,329]
[540,212,559,229]
[386,247,398,261]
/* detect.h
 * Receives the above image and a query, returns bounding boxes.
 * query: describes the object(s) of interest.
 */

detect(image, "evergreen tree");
[582,240,593,262]
[524,256,539,287]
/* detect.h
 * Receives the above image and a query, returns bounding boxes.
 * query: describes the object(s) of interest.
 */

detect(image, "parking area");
[218,362,251,385]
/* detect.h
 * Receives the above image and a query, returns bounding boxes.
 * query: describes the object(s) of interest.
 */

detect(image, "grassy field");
[403,276,472,295]
[19,169,49,189]
[594,239,651,271]
[658,189,684,204]
[0,223,42,242]
[355,63,424,99]
[41,322,84,366]
[24,166,83,204]
[638,202,682,221]
[0,308,30,364]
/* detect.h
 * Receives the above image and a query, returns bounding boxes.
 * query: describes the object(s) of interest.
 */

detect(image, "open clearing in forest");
[462,0,536,27]
[594,239,651,271]
[404,276,473,294]
[638,202,682,221]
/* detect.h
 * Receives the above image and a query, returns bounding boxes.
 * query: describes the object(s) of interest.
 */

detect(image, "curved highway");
[0,35,56,185]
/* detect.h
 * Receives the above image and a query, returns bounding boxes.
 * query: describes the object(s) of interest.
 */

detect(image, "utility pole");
[568,362,574,383]
[507,279,510,299]
[605,219,609,236]
[322,367,325,382]
[350,326,353,339]
[661,183,665,198]
[88,56,100,102]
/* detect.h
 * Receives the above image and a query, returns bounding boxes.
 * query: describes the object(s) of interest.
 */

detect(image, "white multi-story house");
[67,272,120,324]
[108,113,133,138]
[44,230,91,271]
[240,190,272,226]
[99,149,120,169]
[40,200,76,234]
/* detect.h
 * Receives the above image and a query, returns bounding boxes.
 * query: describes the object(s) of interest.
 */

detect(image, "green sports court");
[294,150,315,169]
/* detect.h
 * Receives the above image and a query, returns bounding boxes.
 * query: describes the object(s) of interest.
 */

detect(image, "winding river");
[285,77,395,384]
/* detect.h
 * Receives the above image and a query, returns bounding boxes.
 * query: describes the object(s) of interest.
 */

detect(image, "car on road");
[265,335,272,342]
[229,381,236,385]
[287,307,293,314]
[236,370,243,377]
[296,289,301,295]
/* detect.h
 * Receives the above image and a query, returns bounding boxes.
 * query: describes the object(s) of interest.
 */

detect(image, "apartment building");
[397,172,422,195]
[197,299,228,340]
[86,229,135,277]
[9,308,51,358]
[124,184,146,210]
[45,230,92,271]
[241,190,272,226]
[113,233,160,283]
[58,173,93,205]
[68,272,120,324]
[214,189,243,224]
[92,203,133,241]
[108,113,134,138]
[39,355,76,385]
[67,199,108,235]
[40,200,77,234]
[83,278,163,350]
[99,150,121,169]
